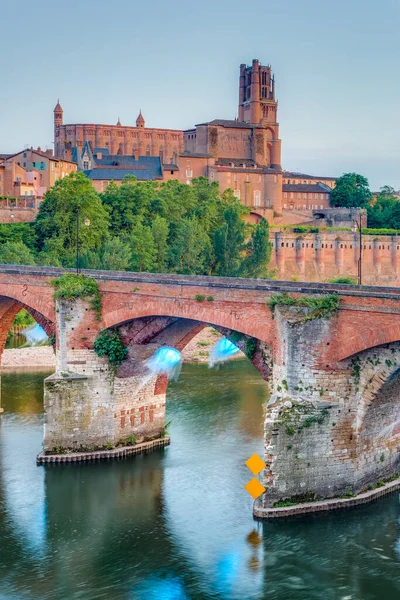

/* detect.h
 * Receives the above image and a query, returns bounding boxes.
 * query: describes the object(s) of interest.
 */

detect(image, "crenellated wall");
[271,231,400,285]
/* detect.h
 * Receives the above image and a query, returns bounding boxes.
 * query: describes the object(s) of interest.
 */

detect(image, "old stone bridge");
[0,264,400,511]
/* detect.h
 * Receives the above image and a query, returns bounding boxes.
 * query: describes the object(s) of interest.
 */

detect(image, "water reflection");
[0,364,399,600]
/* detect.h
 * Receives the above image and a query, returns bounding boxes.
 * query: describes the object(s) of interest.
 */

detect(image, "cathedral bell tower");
[238,59,277,126]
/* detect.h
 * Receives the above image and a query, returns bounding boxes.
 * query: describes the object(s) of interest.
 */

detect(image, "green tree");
[130,221,156,272]
[330,173,372,208]
[0,241,36,265]
[213,204,247,276]
[151,216,169,272]
[168,217,211,274]
[242,218,272,278]
[34,172,109,266]
[367,186,399,229]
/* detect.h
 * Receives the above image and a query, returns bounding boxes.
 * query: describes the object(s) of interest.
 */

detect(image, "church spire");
[136,110,145,128]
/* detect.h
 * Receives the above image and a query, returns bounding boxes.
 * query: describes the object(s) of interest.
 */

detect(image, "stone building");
[54,101,184,165]
[54,59,284,220]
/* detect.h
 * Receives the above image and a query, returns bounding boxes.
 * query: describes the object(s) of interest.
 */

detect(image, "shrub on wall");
[94,329,128,384]
[51,274,102,320]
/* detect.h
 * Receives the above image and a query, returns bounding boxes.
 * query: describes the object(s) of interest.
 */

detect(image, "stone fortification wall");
[270,231,400,285]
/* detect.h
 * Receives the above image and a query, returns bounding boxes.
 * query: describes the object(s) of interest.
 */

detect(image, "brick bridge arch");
[110,314,272,402]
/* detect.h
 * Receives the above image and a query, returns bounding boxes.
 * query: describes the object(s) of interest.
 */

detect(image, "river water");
[0,361,399,600]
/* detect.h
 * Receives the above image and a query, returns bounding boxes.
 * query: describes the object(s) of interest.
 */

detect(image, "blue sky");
[1,0,399,190]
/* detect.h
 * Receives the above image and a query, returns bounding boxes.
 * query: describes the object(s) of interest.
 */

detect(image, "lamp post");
[352,215,362,285]
[75,208,91,275]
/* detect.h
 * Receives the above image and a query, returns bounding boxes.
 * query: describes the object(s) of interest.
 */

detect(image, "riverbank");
[1,347,56,372]
[1,328,244,371]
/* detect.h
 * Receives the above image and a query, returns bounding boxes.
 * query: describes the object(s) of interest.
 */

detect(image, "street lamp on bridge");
[75,208,91,276]
[352,216,362,285]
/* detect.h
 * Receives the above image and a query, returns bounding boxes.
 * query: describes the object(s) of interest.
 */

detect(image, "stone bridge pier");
[257,304,400,510]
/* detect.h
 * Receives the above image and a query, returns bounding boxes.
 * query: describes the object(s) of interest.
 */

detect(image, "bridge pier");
[43,300,166,453]
[258,305,400,512]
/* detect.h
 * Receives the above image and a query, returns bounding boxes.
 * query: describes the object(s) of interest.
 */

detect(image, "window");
[234,190,241,199]
[303,193,307,199]
[83,161,89,170]
[186,169,193,178]
[283,192,287,199]
[146,145,150,156]
[254,190,261,206]
[290,192,294,199]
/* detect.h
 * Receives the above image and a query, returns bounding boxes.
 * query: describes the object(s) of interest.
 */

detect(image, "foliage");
[11,309,35,329]
[82,237,132,271]
[0,241,36,265]
[51,274,102,320]
[195,294,206,302]
[267,292,340,323]
[213,203,247,276]
[367,186,400,230]
[241,218,272,278]
[130,220,157,272]
[329,276,357,285]
[0,223,35,249]
[0,174,272,278]
[245,337,257,359]
[330,172,372,208]
[34,172,109,267]
[161,420,172,437]
[94,329,128,377]
[292,226,320,234]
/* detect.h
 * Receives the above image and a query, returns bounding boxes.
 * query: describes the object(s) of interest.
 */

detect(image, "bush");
[51,274,101,320]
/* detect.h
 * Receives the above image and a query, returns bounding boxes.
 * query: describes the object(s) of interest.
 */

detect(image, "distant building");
[52,59,341,226]
[0,147,77,222]
[79,144,164,192]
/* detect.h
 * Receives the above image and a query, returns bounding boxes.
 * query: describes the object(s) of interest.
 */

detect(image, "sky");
[1,0,399,190]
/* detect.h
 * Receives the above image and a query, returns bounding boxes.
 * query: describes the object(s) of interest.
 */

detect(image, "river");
[0,361,399,600]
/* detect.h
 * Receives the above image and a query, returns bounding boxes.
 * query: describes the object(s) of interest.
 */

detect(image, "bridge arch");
[0,295,55,363]
[101,299,275,350]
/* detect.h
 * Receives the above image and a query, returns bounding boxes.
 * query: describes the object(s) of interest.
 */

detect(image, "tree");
[242,218,272,278]
[81,237,132,271]
[168,217,211,274]
[213,204,247,276]
[130,222,156,272]
[151,216,169,272]
[0,241,36,265]
[330,173,372,208]
[367,186,399,229]
[34,172,109,266]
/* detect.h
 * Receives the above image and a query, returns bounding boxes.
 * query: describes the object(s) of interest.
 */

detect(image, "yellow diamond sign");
[244,478,266,500]
[245,453,266,475]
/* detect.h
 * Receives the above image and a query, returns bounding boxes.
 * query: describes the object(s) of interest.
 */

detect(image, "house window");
[186,169,193,178]
[83,161,89,170]
[234,190,241,199]
[283,192,287,199]
[290,192,294,199]
[146,145,150,156]
[254,190,261,207]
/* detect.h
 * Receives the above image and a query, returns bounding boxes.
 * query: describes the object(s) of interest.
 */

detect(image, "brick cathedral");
[54,59,334,225]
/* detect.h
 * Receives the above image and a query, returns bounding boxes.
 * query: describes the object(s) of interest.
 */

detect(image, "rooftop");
[283,171,337,181]
[194,119,251,129]
[84,155,163,181]
[283,182,332,193]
